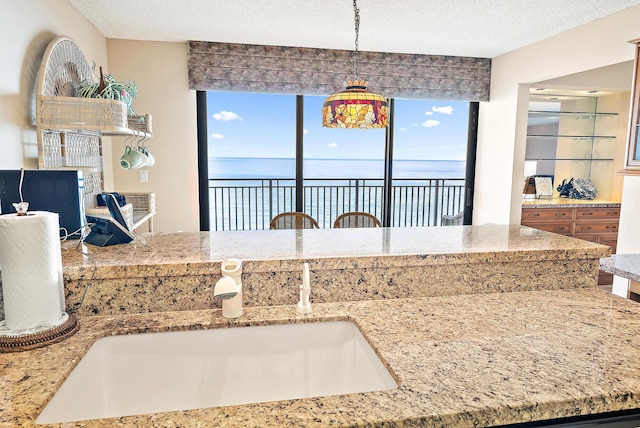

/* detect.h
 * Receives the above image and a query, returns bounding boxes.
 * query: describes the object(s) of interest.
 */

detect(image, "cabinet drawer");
[598,233,618,254]
[599,271,613,287]
[629,281,640,301]
[522,208,573,221]
[575,207,620,220]
[572,234,599,244]
[574,222,619,234]
[527,223,572,235]
[573,233,617,253]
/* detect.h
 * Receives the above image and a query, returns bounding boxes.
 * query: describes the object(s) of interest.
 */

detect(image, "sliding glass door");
[197,91,476,230]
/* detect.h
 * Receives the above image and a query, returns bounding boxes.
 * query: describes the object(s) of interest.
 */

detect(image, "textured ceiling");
[69,0,640,58]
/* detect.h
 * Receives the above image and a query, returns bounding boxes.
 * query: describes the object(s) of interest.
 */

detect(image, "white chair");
[441,211,464,226]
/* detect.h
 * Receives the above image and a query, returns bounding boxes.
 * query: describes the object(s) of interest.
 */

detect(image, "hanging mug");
[134,146,150,168]
[143,147,155,167]
[120,145,144,169]
[137,145,155,167]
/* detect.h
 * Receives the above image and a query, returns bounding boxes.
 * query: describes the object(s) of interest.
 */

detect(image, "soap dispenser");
[214,258,243,319]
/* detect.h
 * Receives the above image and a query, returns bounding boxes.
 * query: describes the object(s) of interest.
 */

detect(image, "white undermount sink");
[36,320,398,424]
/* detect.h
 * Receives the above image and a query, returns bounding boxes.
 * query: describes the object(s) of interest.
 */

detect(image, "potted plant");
[77,63,138,116]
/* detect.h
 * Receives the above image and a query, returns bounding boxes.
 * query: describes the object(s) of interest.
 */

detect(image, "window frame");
[197,91,478,230]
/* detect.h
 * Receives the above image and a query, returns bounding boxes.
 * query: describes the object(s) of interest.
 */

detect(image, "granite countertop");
[600,254,640,282]
[0,226,618,426]
[53,225,609,317]
[3,287,640,427]
[522,198,621,209]
[61,225,608,280]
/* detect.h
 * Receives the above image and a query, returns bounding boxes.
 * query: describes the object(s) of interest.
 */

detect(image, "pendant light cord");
[353,0,360,80]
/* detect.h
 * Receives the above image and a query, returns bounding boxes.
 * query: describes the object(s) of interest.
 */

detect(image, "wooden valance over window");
[188,41,491,101]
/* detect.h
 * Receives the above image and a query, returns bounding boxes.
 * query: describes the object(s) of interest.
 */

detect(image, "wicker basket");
[128,114,153,134]
[38,95,130,134]
[120,192,156,215]
[86,203,135,230]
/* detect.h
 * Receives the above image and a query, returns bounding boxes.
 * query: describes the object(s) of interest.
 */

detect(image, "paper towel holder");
[0,209,80,352]
[0,314,79,352]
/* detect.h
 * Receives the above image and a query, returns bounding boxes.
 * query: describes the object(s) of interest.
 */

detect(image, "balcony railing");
[209,177,465,231]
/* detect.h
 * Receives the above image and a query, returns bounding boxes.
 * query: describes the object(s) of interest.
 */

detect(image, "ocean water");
[207,157,467,230]
[209,157,465,180]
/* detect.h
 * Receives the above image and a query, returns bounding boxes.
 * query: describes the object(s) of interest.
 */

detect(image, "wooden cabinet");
[521,207,574,235]
[629,280,640,302]
[522,206,619,240]
[521,207,574,221]
[522,205,620,285]
[572,207,620,244]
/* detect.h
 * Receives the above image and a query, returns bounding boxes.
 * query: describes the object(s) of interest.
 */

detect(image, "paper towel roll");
[0,211,65,331]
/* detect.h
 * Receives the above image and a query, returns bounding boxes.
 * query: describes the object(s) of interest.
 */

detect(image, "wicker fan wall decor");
[37,36,93,97]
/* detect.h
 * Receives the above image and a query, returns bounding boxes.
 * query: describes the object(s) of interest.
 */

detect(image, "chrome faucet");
[297,262,312,314]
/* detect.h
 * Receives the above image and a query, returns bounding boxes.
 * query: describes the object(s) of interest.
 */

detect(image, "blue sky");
[207,91,469,161]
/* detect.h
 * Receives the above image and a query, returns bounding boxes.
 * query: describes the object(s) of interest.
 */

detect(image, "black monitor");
[0,169,86,238]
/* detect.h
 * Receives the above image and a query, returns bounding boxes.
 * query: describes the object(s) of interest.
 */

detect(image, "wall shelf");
[38,95,152,138]
[524,93,618,195]
[527,134,616,139]
[528,110,618,118]
[34,36,155,228]
[526,158,614,161]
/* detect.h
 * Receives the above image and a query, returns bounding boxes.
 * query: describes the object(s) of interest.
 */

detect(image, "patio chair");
[441,211,464,226]
[269,212,320,230]
[333,212,382,228]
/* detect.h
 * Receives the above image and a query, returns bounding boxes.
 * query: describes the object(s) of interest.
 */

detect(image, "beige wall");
[0,0,112,187]
[479,5,640,293]
[106,40,199,232]
[4,2,640,238]
[0,2,198,232]
[595,93,630,202]
[476,4,640,225]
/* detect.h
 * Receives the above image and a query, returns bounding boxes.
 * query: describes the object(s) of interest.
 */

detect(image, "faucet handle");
[297,263,312,314]
[303,262,310,289]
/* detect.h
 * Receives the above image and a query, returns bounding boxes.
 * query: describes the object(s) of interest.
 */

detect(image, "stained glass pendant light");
[322,0,388,129]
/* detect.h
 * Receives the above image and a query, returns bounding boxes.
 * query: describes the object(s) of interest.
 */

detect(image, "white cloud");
[410,123,420,127]
[424,111,434,116]
[303,128,309,134]
[210,133,224,139]
[328,142,338,148]
[398,127,406,132]
[422,119,441,128]
[212,111,242,121]
[432,106,454,115]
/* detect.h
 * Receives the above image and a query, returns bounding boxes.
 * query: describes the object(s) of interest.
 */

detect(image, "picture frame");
[534,176,553,199]
[523,176,536,195]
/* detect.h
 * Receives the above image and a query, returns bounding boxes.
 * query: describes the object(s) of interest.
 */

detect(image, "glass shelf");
[527,134,616,139]
[525,158,614,161]
[528,110,618,118]
[525,93,619,190]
